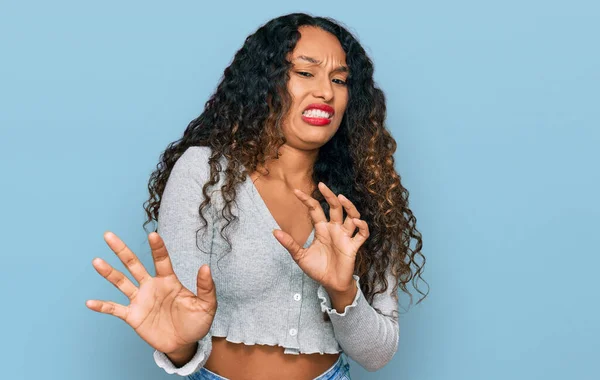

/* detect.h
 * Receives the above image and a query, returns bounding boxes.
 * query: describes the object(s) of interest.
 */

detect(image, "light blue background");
[1,1,598,379]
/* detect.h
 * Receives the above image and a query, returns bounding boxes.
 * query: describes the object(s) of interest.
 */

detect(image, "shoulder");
[161,146,215,193]
[172,146,213,176]
[177,145,213,166]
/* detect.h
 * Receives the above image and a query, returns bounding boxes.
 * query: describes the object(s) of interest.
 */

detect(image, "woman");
[86,12,427,380]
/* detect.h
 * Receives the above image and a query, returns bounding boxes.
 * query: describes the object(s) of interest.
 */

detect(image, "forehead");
[290,26,346,64]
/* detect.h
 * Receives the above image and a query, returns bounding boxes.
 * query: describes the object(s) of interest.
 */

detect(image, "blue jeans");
[188,353,351,380]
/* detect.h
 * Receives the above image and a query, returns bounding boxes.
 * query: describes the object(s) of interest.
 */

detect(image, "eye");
[297,71,313,77]
[333,78,347,86]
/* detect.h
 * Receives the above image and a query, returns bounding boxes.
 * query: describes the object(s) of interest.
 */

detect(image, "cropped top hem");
[210,331,344,355]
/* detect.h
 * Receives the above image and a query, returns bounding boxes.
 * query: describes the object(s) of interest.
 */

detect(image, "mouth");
[301,104,334,126]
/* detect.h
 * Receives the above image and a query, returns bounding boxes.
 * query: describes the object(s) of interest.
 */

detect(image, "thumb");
[196,264,216,300]
[272,229,303,263]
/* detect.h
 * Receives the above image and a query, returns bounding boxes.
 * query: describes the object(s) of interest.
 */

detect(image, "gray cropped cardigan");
[153,146,399,376]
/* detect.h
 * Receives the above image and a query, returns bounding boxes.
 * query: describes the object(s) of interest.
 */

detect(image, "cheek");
[287,76,309,100]
[336,86,348,101]
[337,94,349,116]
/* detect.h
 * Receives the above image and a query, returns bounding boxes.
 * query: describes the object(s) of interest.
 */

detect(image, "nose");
[312,76,334,102]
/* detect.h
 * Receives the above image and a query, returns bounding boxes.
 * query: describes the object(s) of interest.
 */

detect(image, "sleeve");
[151,146,217,376]
[316,265,400,372]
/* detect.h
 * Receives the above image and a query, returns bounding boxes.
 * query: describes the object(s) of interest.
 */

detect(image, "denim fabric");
[187,354,351,380]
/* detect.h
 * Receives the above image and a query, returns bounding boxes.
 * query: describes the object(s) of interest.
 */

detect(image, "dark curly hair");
[143,12,428,321]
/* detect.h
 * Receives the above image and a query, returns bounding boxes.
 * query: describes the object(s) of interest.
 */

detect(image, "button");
[289,328,297,336]
[293,293,301,301]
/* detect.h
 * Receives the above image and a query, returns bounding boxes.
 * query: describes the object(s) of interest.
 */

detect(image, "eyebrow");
[294,55,349,74]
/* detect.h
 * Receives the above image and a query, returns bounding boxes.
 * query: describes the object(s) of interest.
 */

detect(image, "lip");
[301,114,332,126]
[303,103,335,117]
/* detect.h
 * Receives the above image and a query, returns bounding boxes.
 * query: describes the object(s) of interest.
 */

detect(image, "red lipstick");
[301,103,334,126]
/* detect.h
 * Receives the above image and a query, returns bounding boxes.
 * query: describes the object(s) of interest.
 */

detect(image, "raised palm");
[272,182,370,293]
[86,231,217,355]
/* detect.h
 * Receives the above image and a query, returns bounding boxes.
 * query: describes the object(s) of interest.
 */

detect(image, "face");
[281,26,349,150]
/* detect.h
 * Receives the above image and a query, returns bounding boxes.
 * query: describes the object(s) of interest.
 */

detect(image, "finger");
[92,258,138,300]
[317,182,344,224]
[195,264,217,313]
[293,188,328,226]
[272,229,306,264]
[85,299,128,320]
[103,231,151,285]
[148,232,175,278]
[338,194,361,232]
[350,218,370,248]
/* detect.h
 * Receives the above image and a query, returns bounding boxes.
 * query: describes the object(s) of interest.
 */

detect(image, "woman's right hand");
[86,231,217,355]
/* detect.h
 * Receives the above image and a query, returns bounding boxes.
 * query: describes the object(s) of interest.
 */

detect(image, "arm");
[317,266,399,372]
[152,146,216,376]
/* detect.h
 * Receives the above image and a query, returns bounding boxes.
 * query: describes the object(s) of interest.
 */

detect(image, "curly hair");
[143,12,428,321]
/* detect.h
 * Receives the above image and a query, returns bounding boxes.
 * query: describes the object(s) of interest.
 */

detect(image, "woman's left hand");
[272,182,370,293]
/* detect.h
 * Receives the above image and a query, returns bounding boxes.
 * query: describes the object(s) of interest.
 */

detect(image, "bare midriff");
[204,337,340,380]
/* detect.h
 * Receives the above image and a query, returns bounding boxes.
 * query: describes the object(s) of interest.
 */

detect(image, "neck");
[256,144,318,190]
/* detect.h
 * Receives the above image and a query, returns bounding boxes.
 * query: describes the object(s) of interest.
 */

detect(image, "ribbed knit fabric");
[152,146,399,376]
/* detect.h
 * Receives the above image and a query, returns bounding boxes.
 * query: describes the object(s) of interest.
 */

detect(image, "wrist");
[166,342,197,356]
[165,342,198,367]
[324,277,357,296]
[325,280,358,314]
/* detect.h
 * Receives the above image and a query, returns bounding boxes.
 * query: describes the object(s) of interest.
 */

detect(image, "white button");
[289,328,297,336]
[293,293,301,301]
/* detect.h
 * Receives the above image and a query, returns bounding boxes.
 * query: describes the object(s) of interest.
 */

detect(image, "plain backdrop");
[1,1,598,379]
